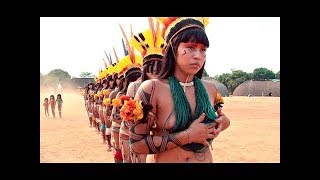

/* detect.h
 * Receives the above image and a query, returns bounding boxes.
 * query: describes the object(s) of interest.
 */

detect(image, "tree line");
[41,68,279,93]
[203,67,280,93]
[40,69,98,89]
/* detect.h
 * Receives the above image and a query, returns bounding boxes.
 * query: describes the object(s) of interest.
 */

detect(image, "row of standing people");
[83,17,230,163]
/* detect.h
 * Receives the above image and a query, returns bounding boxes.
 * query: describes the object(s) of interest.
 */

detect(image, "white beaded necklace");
[179,81,194,92]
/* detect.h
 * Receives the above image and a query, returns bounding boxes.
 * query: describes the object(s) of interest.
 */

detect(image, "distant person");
[56,94,63,118]
[43,98,49,117]
[101,76,114,150]
[49,95,56,118]
[85,83,95,126]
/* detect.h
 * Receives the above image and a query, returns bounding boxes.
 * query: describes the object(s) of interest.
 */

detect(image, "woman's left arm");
[204,81,231,138]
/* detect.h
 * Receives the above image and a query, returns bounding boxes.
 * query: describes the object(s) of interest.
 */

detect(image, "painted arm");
[129,80,213,154]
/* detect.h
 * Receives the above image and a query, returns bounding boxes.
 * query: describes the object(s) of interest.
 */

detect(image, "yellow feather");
[155,23,165,50]
[134,54,143,66]
[113,63,121,74]
[195,17,210,27]
[143,29,154,49]
[130,18,165,58]
[130,35,145,55]
[203,17,210,26]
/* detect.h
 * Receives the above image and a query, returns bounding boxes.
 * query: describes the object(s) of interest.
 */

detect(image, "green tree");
[80,72,95,78]
[229,70,251,92]
[216,70,251,93]
[216,73,230,88]
[41,75,59,88]
[275,70,280,79]
[46,69,71,87]
[252,67,275,80]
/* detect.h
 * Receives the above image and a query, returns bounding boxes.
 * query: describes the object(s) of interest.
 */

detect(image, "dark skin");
[101,79,114,150]
[121,60,163,162]
[109,78,121,151]
[129,42,230,162]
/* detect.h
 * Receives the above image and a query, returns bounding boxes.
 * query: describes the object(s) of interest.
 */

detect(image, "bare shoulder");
[130,80,142,86]
[135,79,169,105]
[127,81,142,98]
[116,91,125,98]
[138,79,167,92]
[109,89,118,99]
[128,81,142,91]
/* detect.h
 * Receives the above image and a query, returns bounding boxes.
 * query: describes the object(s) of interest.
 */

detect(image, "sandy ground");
[40,91,280,163]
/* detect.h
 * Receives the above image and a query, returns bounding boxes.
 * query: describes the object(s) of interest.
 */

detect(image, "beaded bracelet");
[185,129,191,144]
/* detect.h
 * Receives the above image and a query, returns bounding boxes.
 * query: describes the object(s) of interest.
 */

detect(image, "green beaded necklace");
[169,75,217,152]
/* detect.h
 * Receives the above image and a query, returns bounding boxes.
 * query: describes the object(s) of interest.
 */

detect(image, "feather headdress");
[155,17,210,43]
[118,24,142,76]
[130,17,166,64]
[102,50,113,69]
[98,51,115,79]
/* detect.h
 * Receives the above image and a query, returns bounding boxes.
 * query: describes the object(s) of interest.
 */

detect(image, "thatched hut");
[202,78,230,97]
[233,80,280,97]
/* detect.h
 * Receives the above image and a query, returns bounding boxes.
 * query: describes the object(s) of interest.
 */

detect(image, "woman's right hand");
[187,113,215,146]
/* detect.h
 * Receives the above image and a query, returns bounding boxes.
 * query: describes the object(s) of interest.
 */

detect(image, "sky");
[40,17,280,78]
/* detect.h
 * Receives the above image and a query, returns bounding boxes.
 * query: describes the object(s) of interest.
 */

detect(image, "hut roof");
[233,80,280,97]
[202,78,230,97]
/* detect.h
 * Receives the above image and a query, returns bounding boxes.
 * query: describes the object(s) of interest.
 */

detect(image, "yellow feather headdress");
[155,17,210,43]
[99,51,115,79]
[118,24,142,76]
[117,54,142,76]
[130,17,166,64]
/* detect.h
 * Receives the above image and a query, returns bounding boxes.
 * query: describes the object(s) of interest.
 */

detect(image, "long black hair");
[85,82,94,94]
[118,74,126,93]
[103,75,113,90]
[158,19,209,79]
[94,82,103,93]
[57,94,62,100]
[110,73,118,89]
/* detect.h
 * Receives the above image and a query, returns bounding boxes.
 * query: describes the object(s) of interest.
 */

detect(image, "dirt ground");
[40,90,280,163]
